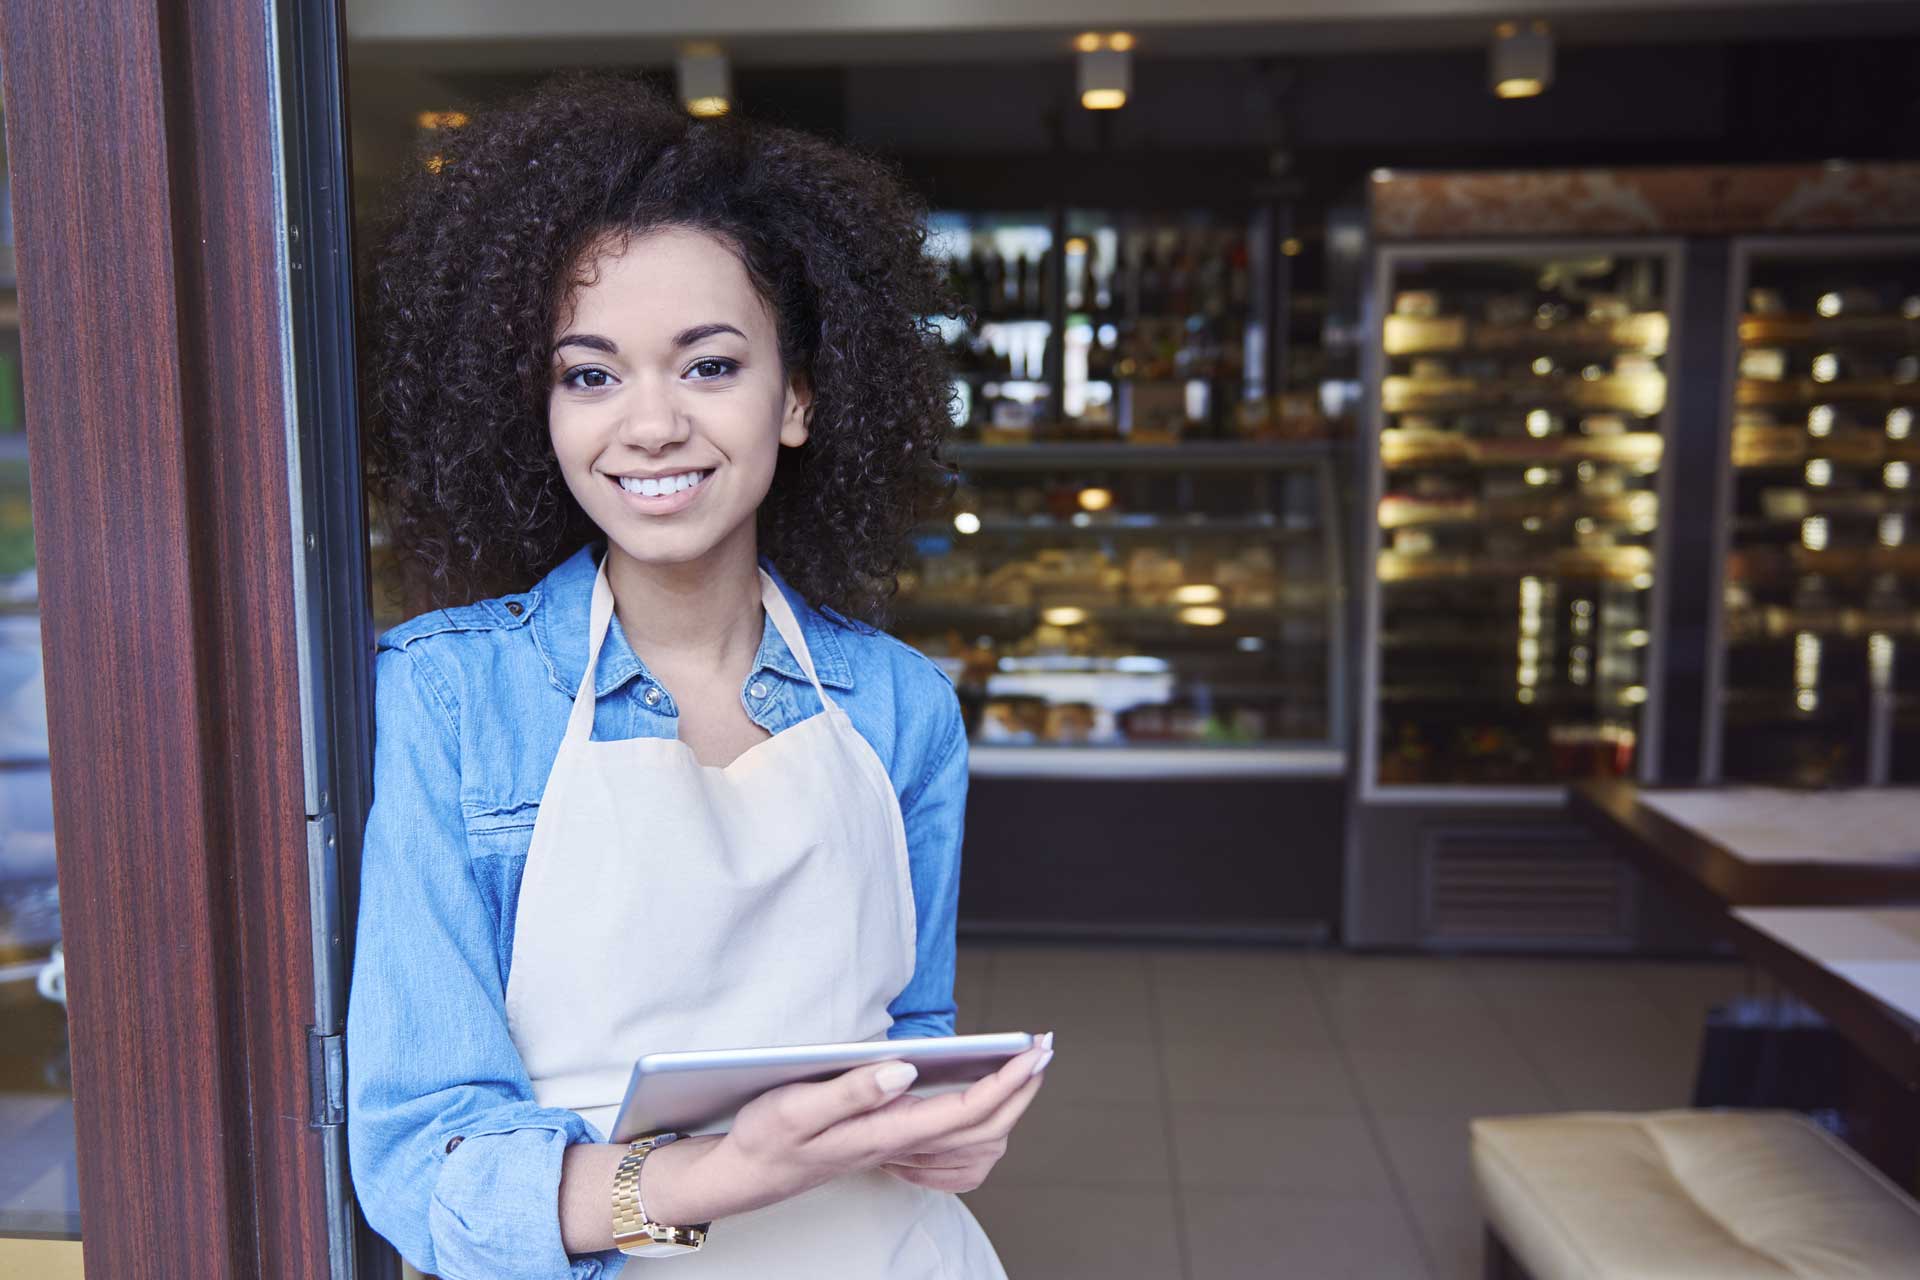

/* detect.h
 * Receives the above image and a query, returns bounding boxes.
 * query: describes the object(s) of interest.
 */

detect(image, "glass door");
[1362,241,1681,799]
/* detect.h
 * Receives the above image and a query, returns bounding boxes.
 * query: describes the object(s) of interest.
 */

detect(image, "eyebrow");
[550,322,747,358]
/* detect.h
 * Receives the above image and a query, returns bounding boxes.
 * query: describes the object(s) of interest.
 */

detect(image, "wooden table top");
[1729,907,1920,1090]
[1570,781,1920,910]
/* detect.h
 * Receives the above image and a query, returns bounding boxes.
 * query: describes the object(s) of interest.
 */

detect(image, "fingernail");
[875,1062,919,1094]
[1028,1049,1054,1078]
[1040,1031,1055,1051]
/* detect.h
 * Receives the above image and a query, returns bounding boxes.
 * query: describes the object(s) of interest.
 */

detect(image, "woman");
[345,72,1049,1278]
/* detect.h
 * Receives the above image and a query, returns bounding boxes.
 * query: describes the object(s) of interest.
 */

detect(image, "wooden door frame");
[0,0,368,1274]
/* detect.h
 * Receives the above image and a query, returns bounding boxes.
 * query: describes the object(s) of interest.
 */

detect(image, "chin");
[600,521,749,572]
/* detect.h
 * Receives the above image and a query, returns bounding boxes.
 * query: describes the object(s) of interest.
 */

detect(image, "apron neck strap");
[566,552,620,742]
[566,554,834,743]
[758,568,832,707]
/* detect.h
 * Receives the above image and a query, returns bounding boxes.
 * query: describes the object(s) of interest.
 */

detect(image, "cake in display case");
[1363,243,1679,792]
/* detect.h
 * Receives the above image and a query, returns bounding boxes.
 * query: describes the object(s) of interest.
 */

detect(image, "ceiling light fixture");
[678,42,732,117]
[1077,33,1133,110]
[1490,21,1553,99]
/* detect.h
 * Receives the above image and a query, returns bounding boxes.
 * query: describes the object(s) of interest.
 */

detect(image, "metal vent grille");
[1420,827,1632,946]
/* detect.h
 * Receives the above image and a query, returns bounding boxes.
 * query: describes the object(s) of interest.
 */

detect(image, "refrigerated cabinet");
[1348,240,1685,948]
[1708,236,1920,787]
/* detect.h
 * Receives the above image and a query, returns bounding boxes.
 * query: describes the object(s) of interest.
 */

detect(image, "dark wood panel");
[166,0,335,1273]
[960,776,1343,938]
[0,0,328,1274]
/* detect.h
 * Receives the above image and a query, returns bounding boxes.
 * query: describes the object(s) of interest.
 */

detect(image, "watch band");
[612,1131,710,1257]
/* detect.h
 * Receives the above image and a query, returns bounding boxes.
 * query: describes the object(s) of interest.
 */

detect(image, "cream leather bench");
[1471,1111,1920,1279]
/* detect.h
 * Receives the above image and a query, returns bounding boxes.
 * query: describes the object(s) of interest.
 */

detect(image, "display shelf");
[945,440,1337,470]
[969,743,1345,779]
[899,440,1345,760]
[1707,235,1920,789]
[918,514,1315,541]
[1361,240,1680,797]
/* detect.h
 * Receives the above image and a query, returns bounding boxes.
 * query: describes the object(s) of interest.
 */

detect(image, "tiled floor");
[956,943,1754,1280]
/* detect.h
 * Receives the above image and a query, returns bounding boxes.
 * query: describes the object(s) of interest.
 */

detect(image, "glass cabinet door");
[1716,237,1920,786]
[1365,242,1678,792]
[897,444,1339,756]
[927,211,1056,438]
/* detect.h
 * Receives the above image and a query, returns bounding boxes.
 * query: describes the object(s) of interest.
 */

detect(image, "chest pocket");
[463,801,540,987]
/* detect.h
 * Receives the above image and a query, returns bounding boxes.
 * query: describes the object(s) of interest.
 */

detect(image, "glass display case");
[927,210,1057,436]
[1710,236,1920,786]
[895,441,1344,773]
[1361,241,1681,797]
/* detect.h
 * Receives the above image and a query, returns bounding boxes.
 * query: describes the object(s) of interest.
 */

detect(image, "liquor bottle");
[1138,241,1164,318]
[1227,237,1250,311]
[1168,236,1194,318]
[1013,255,1031,319]
[980,249,1003,321]
[1073,252,1096,316]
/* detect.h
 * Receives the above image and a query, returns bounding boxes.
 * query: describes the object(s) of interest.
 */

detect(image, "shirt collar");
[528,543,854,700]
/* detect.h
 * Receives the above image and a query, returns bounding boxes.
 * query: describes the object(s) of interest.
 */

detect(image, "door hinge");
[309,1028,345,1129]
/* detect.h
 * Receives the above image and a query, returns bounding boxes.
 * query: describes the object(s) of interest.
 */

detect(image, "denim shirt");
[344,542,967,1279]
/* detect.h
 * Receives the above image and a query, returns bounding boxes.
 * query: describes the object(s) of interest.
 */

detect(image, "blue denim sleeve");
[886,689,965,1041]
[346,642,625,1279]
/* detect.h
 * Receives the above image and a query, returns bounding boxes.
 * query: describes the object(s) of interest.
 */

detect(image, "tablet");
[609,1031,1036,1142]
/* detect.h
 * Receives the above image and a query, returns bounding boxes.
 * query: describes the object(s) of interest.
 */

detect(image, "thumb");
[860,1061,919,1109]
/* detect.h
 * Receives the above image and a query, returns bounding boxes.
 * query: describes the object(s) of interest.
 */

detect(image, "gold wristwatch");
[612,1131,709,1257]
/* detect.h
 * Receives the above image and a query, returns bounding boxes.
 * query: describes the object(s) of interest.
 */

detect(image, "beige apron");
[503,552,1006,1277]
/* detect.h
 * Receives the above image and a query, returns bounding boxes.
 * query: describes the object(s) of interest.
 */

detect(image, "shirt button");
[749,682,768,699]
[445,1135,464,1154]
[643,686,663,707]
[505,601,523,616]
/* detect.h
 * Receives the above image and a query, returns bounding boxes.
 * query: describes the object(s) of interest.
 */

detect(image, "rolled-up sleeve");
[885,689,966,1041]
[346,642,623,1279]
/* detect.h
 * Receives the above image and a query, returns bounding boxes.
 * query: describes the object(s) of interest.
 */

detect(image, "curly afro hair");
[362,71,960,625]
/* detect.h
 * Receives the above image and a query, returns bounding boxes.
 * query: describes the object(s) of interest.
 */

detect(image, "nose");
[613,379,692,453]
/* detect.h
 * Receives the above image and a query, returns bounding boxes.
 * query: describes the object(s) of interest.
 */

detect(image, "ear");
[779,370,813,449]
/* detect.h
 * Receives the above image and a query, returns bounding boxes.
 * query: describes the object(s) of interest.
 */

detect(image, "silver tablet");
[609,1031,1036,1142]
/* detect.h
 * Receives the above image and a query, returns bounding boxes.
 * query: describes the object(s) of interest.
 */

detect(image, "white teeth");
[618,470,709,498]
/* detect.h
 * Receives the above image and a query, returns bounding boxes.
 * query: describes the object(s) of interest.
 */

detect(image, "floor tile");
[962,1183,1186,1279]
[1181,1189,1432,1280]
[1367,1113,1487,1280]
[1169,1105,1395,1197]
[1324,994,1513,1052]
[1369,1110,1478,1196]
[1031,1034,1162,1104]
[1151,946,1317,996]
[1628,960,1757,1035]
[1156,981,1333,1049]
[1163,1043,1362,1110]
[1526,1032,1698,1113]
[1347,1044,1558,1116]
[989,948,1157,1041]
[994,1099,1172,1188]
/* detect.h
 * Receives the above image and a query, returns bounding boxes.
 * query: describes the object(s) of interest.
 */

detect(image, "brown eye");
[687,358,738,380]
[561,366,614,390]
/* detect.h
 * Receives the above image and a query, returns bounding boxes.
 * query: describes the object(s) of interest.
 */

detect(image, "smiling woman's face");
[548,225,810,575]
